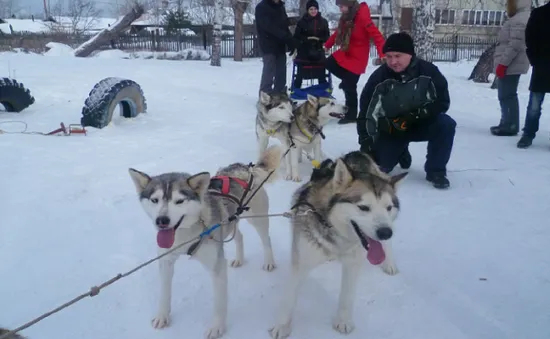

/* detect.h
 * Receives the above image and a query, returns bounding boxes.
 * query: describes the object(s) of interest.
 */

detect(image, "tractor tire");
[81,77,147,129]
[0,77,35,112]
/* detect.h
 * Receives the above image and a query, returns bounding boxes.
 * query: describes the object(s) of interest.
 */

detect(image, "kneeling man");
[357,32,456,189]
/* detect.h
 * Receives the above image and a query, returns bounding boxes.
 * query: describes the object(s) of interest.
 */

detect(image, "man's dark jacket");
[293,13,330,62]
[525,2,550,93]
[255,0,293,55]
[357,58,451,146]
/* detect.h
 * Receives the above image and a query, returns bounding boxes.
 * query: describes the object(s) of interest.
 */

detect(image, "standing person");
[323,0,385,125]
[357,33,455,189]
[292,0,330,88]
[490,0,531,136]
[516,0,550,148]
[255,0,296,95]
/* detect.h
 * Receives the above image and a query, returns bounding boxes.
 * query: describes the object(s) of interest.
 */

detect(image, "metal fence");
[0,31,495,62]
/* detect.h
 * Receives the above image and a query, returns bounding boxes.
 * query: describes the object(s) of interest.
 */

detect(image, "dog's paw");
[151,314,170,329]
[263,262,277,272]
[332,317,355,334]
[291,175,302,182]
[285,173,294,181]
[230,259,243,268]
[269,323,292,339]
[380,261,399,276]
[205,323,226,339]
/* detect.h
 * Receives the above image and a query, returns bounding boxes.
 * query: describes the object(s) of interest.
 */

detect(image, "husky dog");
[255,91,294,160]
[285,94,347,182]
[269,151,408,339]
[128,145,282,339]
[0,328,24,339]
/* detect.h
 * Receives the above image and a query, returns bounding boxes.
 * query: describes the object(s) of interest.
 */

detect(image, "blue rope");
[199,223,222,238]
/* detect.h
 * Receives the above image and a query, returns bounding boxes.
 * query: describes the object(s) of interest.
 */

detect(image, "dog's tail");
[252,145,282,184]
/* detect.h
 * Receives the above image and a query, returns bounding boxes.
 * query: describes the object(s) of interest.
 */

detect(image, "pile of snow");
[95,48,211,61]
[44,42,75,57]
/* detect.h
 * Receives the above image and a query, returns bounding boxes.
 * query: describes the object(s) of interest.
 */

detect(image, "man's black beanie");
[382,32,415,56]
[306,0,319,9]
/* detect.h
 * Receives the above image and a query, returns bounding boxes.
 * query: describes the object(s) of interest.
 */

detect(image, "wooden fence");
[0,31,495,62]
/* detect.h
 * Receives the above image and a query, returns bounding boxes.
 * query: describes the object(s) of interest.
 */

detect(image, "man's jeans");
[497,74,521,131]
[522,92,546,138]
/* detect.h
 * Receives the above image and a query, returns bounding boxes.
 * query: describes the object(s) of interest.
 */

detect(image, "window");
[435,9,456,25]
[461,10,506,26]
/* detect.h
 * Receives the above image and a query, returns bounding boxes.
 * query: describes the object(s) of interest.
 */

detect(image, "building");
[397,0,507,38]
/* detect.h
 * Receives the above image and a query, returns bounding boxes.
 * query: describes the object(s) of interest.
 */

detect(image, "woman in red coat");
[324,0,385,124]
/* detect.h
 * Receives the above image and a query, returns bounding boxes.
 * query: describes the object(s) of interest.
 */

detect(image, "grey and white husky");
[269,151,408,338]
[255,91,346,182]
[285,94,346,182]
[128,145,282,339]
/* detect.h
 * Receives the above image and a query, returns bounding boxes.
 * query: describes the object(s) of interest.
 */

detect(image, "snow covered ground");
[0,53,549,339]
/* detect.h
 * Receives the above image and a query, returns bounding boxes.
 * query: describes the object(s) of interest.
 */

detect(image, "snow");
[44,42,76,57]
[0,17,119,34]
[0,52,549,339]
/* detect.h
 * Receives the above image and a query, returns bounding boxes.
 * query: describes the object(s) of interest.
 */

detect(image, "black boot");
[516,135,533,149]
[398,148,412,169]
[490,125,518,136]
[426,172,450,189]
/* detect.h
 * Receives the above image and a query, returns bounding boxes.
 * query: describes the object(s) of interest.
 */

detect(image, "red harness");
[210,176,249,195]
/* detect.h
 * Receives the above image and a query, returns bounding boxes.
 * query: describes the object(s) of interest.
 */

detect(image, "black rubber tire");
[80,77,147,129]
[0,77,35,112]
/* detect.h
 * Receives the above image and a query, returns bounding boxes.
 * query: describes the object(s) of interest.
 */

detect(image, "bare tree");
[0,0,17,18]
[189,0,230,25]
[412,0,436,61]
[211,0,223,66]
[67,0,103,36]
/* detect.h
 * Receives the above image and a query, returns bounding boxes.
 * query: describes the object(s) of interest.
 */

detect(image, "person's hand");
[495,64,507,79]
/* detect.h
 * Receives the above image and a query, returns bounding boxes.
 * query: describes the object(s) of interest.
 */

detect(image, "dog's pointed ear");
[390,172,408,189]
[129,168,151,194]
[187,172,211,195]
[259,91,271,105]
[332,159,353,191]
[306,94,319,107]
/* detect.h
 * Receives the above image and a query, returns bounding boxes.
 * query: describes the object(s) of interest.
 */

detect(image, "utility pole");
[43,0,48,19]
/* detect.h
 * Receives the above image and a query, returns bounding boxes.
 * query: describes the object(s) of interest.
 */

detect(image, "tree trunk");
[74,4,144,57]
[233,0,248,62]
[299,0,308,15]
[211,0,223,66]
[468,43,497,83]
[411,0,435,62]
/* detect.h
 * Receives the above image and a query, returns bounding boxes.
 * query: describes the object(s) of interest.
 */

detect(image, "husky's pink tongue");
[157,229,176,248]
[366,237,385,265]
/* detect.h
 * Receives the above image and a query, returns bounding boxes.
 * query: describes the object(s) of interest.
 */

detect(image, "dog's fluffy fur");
[129,145,282,339]
[269,151,407,338]
[255,91,346,182]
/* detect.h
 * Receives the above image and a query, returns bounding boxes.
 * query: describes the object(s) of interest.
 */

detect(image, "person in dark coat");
[291,0,330,88]
[516,0,550,148]
[255,0,295,95]
[357,32,456,189]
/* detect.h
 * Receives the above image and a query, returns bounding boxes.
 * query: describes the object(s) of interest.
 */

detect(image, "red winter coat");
[324,3,385,75]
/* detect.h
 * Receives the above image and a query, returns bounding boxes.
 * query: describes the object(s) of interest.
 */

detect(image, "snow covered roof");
[0,17,119,34]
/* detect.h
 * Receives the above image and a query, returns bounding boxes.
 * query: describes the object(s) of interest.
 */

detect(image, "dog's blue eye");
[175,199,185,205]
[151,198,159,204]
[358,205,371,212]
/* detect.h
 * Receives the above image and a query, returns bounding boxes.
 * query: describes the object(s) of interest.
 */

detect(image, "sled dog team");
[128,91,408,339]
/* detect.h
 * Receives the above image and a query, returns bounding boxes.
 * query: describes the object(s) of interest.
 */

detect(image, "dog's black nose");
[156,216,171,228]
[376,226,393,240]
